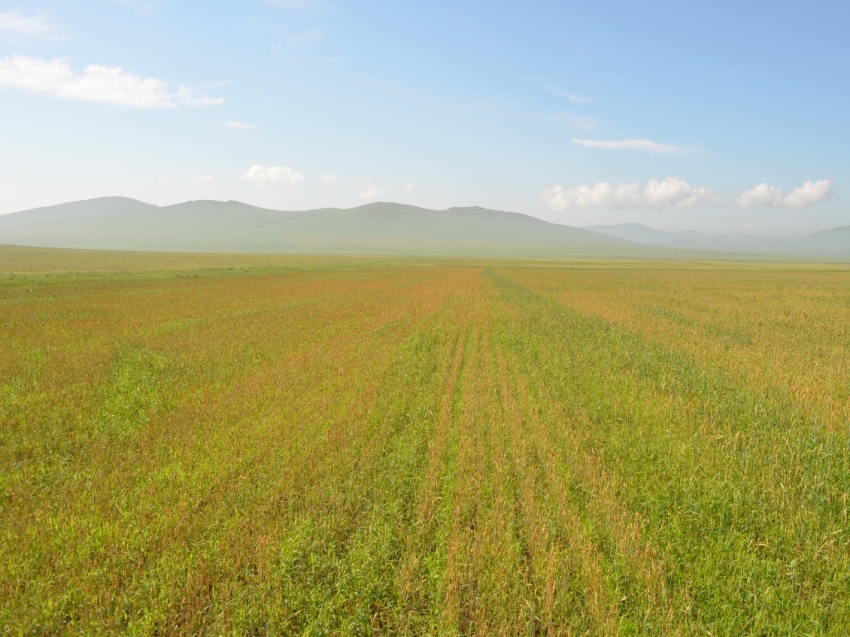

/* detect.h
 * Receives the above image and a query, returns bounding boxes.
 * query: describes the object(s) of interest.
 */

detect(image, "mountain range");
[0,197,847,259]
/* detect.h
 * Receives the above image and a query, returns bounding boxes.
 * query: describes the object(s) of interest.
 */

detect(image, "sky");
[0,0,847,234]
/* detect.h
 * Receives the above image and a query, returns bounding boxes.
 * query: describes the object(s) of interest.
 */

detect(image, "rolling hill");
[0,197,657,257]
[2,198,846,258]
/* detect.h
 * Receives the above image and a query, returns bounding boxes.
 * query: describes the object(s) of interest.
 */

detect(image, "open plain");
[2,248,849,635]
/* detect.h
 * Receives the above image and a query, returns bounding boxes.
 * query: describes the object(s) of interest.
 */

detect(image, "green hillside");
[0,197,656,257]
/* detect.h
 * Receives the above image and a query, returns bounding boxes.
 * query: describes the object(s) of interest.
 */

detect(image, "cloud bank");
[543,178,833,211]
[543,178,719,210]
[0,55,223,109]
[573,138,692,155]
[737,180,834,210]
[242,165,305,187]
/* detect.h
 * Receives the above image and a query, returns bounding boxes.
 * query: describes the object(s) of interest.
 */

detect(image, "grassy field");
[2,248,849,635]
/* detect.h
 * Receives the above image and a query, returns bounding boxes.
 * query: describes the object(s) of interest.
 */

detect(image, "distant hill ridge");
[1,197,847,258]
[587,222,850,257]
[0,197,648,257]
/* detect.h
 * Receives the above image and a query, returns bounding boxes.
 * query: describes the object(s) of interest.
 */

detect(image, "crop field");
[2,249,849,635]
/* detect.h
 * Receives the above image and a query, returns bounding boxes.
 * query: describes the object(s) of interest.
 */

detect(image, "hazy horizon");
[4,195,849,239]
[1,1,848,235]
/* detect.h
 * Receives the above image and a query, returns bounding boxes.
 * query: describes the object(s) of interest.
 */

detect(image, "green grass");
[1,248,849,634]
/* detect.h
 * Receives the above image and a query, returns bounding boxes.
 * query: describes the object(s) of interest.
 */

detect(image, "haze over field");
[0,1,847,236]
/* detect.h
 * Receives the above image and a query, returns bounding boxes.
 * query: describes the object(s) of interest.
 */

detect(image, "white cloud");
[221,120,256,131]
[542,177,721,211]
[544,177,835,211]
[736,182,783,208]
[242,165,305,188]
[0,55,223,109]
[783,180,834,210]
[189,173,213,182]
[738,179,833,210]
[542,84,592,104]
[0,11,61,38]
[360,178,383,200]
[573,138,692,155]
[405,184,414,191]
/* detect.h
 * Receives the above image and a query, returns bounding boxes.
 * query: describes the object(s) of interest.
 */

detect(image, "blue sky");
[0,0,847,233]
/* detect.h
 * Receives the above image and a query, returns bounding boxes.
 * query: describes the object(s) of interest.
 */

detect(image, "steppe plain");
[2,246,849,634]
